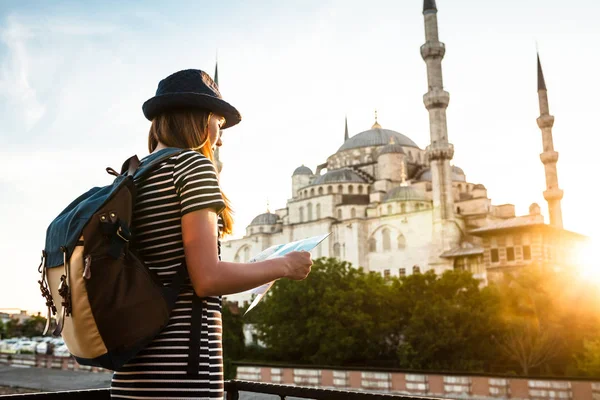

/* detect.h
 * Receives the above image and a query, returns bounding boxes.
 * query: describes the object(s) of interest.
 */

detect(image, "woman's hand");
[282,251,313,280]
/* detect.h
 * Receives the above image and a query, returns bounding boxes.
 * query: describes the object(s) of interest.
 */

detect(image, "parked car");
[14,340,37,354]
[0,339,19,354]
[53,343,71,358]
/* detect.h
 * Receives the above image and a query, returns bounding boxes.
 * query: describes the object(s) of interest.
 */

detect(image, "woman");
[110,69,313,399]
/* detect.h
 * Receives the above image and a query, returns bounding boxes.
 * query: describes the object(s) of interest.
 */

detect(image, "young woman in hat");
[110,69,313,399]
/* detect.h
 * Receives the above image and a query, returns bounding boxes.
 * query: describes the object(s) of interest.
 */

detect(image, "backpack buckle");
[117,226,130,242]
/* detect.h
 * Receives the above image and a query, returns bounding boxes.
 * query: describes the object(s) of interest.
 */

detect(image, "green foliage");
[243,258,600,377]
[252,258,398,366]
[394,270,503,371]
[576,339,600,377]
[0,319,4,339]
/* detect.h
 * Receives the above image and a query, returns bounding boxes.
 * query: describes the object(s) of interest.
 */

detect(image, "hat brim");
[142,92,242,129]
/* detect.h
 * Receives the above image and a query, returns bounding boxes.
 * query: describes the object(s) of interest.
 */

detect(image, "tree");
[251,257,397,366]
[576,339,600,377]
[21,315,46,338]
[0,319,4,339]
[493,268,600,376]
[394,270,503,371]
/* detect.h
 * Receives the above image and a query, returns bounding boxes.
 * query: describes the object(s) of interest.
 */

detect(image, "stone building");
[220,0,586,303]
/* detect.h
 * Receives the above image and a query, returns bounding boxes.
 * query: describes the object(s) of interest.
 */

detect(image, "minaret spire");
[344,115,349,141]
[536,53,563,228]
[421,0,459,271]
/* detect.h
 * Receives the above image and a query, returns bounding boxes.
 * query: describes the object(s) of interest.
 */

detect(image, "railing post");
[226,380,239,400]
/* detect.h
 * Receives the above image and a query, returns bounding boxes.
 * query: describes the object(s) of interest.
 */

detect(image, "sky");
[0,0,599,314]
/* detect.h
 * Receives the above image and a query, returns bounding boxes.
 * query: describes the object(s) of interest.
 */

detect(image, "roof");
[249,212,279,226]
[337,128,419,152]
[383,186,428,202]
[312,169,366,185]
[440,243,484,258]
[378,143,405,156]
[293,165,313,176]
[416,166,466,182]
[470,215,544,234]
[537,53,547,91]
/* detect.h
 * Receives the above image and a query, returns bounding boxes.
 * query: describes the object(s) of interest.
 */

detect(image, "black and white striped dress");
[111,150,225,399]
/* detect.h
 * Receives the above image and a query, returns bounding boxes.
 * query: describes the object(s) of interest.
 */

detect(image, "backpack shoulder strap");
[133,148,186,180]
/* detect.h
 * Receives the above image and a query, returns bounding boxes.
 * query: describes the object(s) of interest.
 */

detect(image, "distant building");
[220,0,586,304]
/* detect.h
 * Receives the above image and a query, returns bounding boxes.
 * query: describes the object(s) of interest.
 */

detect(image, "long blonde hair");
[148,109,234,236]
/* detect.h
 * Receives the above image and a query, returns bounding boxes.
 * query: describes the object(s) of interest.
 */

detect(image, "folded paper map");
[243,233,330,315]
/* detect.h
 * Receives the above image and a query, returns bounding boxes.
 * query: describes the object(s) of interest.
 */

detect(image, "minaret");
[421,0,459,270]
[213,58,223,173]
[536,54,563,228]
[344,115,349,141]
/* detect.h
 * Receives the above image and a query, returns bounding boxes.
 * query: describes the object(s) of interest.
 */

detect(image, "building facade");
[220,1,585,304]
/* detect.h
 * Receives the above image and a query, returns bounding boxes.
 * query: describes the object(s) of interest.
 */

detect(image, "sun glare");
[575,237,598,283]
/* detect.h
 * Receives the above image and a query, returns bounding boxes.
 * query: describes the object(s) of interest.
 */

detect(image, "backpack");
[37,147,204,375]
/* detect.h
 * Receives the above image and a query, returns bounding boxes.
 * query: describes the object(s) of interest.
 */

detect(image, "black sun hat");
[142,69,242,129]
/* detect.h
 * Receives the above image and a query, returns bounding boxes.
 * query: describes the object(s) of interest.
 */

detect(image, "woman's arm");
[182,208,312,297]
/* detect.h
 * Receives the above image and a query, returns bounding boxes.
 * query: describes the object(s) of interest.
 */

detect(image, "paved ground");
[0,366,307,399]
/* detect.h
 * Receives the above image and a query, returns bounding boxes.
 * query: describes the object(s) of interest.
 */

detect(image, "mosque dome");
[293,165,313,176]
[338,127,419,152]
[416,166,466,182]
[377,142,405,157]
[312,169,366,185]
[383,186,428,202]
[249,212,279,226]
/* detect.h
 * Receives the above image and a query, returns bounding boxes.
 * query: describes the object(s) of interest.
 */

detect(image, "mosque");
[219,0,585,303]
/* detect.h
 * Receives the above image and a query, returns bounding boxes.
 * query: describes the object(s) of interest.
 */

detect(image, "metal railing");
[0,380,445,399]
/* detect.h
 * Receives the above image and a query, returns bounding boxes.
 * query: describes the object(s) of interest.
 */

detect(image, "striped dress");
[111,150,225,399]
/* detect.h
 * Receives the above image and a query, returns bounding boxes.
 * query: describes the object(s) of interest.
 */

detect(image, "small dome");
[250,212,279,226]
[377,143,405,157]
[383,186,428,202]
[416,166,466,182]
[473,183,486,190]
[293,165,313,176]
[338,128,419,152]
[312,169,366,185]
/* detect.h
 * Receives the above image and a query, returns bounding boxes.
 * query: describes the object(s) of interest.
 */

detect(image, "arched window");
[358,186,363,194]
[407,151,413,161]
[351,208,356,218]
[458,184,463,192]
[316,203,321,219]
[299,207,304,223]
[307,203,313,221]
[417,153,421,163]
[382,228,391,251]
[271,226,276,232]
[338,184,343,194]
[368,238,376,252]
[397,234,406,249]
[400,203,406,213]
[333,243,341,258]
[259,227,264,233]
[318,187,323,195]
[310,188,315,197]
[327,186,333,194]
[415,203,420,211]
[348,185,354,194]
[413,265,421,274]
[387,205,392,215]
[249,228,253,235]
[337,209,342,219]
